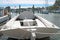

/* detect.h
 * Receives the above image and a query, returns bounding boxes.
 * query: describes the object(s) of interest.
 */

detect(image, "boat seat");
[23,19,34,26]
[35,19,45,27]
[11,21,20,28]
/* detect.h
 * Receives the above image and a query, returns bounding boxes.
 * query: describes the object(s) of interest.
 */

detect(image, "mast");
[32,5,35,14]
[19,5,21,14]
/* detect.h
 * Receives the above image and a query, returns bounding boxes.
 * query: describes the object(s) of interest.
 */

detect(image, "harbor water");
[35,12,60,40]
[36,13,60,27]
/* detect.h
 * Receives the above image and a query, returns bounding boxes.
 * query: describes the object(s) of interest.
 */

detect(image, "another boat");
[0,11,59,40]
[42,9,48,14]
[50,9,60,13]
[0,10,9,24]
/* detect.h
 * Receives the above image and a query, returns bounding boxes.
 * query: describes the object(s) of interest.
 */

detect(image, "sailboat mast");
[19,5,21,14]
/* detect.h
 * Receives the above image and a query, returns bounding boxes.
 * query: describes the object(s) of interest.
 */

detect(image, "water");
[0,12,19,26]
[35,13,60,27]
[35,13,60,40]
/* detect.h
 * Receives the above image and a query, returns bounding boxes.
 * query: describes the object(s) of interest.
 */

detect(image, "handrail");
[34,14,59,28]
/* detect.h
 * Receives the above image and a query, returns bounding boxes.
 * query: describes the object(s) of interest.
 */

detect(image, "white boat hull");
[0,28,59,39]
[0,11,59,39]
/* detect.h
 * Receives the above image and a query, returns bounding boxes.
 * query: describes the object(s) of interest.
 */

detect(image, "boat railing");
[34,14,59,28]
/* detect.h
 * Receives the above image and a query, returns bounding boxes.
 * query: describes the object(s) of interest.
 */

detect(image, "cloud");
[0,0,55,7]
[0,0,55,4]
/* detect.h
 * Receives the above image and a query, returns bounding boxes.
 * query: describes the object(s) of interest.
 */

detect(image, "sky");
[0,0,56,8]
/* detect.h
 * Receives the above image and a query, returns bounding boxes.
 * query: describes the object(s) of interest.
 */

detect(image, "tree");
[54,0,60,6]
[47,0,60,10]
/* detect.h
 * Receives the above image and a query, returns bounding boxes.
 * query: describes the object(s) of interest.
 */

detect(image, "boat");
[42,9,48,14]
[0,9,10,24]
[50,9,60,13]
[0,11,59,40]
